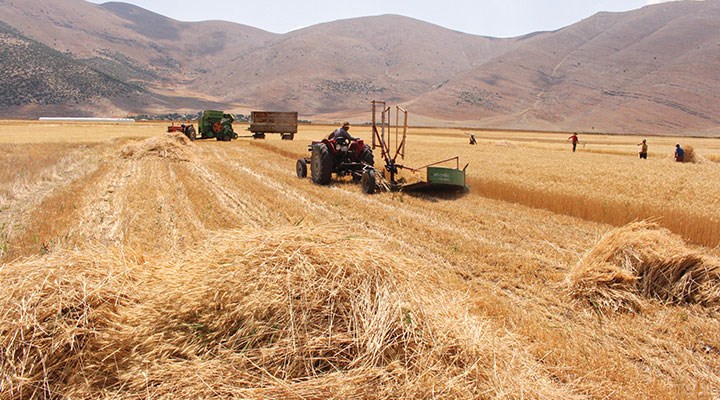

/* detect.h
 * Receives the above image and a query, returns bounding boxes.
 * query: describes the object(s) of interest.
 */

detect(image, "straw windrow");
[2,224,578,399]
[119,132,195,161]
[567,221,720,312]
[0,247,143,399]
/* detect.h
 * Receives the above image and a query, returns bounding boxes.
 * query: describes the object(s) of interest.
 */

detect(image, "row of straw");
[1,224,578,399]
[567,221,720,313]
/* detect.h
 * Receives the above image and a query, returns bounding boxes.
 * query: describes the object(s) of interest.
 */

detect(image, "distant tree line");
[128,112,249,122]
[128,113,314,124]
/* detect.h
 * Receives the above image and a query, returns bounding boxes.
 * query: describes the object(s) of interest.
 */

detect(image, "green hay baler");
[197,110,238,141]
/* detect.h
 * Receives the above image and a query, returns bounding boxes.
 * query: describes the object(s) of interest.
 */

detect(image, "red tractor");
[296,136,374,185]
[167,123,197,140]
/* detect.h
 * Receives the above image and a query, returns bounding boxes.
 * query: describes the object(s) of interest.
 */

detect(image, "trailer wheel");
[311,143,332,185]
[296,159,308,178]
[360,144,374,166]
[361,169,376,194]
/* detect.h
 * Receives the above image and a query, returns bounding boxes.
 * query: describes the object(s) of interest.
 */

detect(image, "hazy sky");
[86,0,683,37]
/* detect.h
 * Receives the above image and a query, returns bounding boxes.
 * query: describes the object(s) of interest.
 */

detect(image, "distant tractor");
[197,110,238,141]
[248,111,298,140]
[167,123,197,140]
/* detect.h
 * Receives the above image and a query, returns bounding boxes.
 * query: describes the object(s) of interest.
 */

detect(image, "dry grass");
[568,221,720,313]
[705,153,720,163]
[0,121,159,144]
[0,143,106,260]
[119,132,195,161]
[467,175,720,248]
[2,121,720,398]
[0,225,577,399]
[0,143,89,204]
[0,246,143,399]
[410,133,720,247]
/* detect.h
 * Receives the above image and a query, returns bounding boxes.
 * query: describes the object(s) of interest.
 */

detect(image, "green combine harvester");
[197,110,238,141]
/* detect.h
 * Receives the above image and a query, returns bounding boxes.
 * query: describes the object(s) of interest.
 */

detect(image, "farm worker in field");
[328,122,357,142]
[638,139,648,159]
[675,144,684,162]
[469,134,477,145]
[568,133,579,152]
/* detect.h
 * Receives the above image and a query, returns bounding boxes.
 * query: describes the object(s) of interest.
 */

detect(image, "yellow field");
[1,121,719,399]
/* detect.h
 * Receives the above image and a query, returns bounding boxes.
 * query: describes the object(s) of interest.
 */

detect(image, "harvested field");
[1,121,719,399]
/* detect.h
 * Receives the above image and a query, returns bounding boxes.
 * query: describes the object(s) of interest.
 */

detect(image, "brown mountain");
[0,19,151,118]
[0,0,517,118]
[410,1,720,135]
[0,0,276,77]
[0,0,278,115]
[0,0,719,136]
[187,14,516,115]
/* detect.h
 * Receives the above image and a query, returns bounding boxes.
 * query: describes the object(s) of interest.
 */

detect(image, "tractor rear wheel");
[311,143,333,185]
[296,159,307,178]
[361,169,377,194]
[360,144,374,166]
[222,135,231,142]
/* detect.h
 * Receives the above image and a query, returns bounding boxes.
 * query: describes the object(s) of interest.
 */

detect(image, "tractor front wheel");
[296,159,307,178]
[361,169,377,194]
[311,143,333,185]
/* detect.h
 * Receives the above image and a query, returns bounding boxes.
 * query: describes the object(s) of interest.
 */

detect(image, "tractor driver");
[328,122,357,142]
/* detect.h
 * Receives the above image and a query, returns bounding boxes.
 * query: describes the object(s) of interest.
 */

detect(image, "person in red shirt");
[568,133,579,152]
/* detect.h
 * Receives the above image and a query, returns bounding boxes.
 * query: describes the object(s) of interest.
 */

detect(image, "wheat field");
[1,120,719,399]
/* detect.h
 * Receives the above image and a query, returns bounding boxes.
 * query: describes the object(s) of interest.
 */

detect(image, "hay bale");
[683,145,711,163]
[119,132,194,161]
[671,145,708,163]
[683,145,697,163]
[567,221,720,312]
